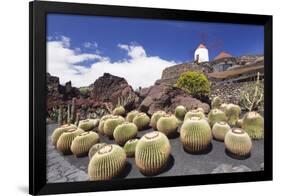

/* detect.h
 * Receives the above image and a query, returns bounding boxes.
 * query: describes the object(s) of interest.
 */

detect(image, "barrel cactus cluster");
[126,110,139,122]
[174,105,187,122]
[150,110,166,130]
[211,121,231,141]
[103,115,125,138]
[113,122,138,145]
[51,124,76,146]
[78,119,99,131]
[242,111,264,139]
[88,143,107,159]
[132,112,150,130]
[124,138,139,157]
[184,109,205,121]
[156,114,179,137]
[208,108,227,127]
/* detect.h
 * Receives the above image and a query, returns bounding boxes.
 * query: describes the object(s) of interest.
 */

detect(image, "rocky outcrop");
[138,84,210,115]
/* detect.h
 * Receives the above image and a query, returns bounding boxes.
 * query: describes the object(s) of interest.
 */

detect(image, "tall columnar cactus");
[124,139,139,157]
[208,108,227,127]
[150,111,166,130]
[88,144,127,181]
[133,112,150,131]
[78,119,100,131]
[51,124,77,147]
[135,131,171,175]
[156,114,179,137]
[67,104,71,124]
[126,110,139,122]
[75,113,80,127]
[71,131,100,157]
[103,115,125,138]
[212,121,231,141]
[71,98,76,123]
[242,111,264,139]
[98,114,114,135]
[180,116,212,152]
[224,128,252,156]
[219,103,228,113]
[112,106,126,116]
[211,96,222,109]
[58,105,63,126]
[56,128,84,154]
[184,109,205,121]
[113,122,138,145]
[225,104,241,126]
[174,105,187,122]
[88,143,107,160]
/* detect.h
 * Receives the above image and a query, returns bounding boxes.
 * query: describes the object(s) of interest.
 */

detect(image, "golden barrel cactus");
[88,143,107,160]
[224,128,252,156]
[126,110,139,122]
[71,131,100,157]
[113,122,138,145]
[98,114,114,135]
[156,114,179,137]
[211,96,222,109]
[78,119,99,131]
[51,124,76,147]
[174,105,187,121]
[112,106,126,116]
[208,108,227,127]
[212,121,231,141]
[88,144,126,181]
[103,115,125,138]
[56,128,84,154]
[135,131,171,176]
[180,116,212,152]
[184,109,205,121]
[242,111,264,139]
[219,103,228,113]
[124,139,139,157]
[133,112,150,130]
[225,104,241,126]
[150,111,166,130]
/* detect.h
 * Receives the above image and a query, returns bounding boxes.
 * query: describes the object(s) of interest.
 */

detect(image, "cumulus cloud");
[83,41,98,49]
[47,37,179,89]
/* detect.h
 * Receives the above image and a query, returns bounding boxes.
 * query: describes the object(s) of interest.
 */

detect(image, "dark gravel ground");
[47,123,264,182]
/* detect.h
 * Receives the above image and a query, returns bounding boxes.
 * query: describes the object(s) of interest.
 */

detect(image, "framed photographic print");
[29,1,273,195]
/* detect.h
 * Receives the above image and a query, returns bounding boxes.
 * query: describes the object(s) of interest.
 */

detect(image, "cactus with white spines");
[184,109,205,121]
[133,112,150,130]
[208,108,227,127]
[113,122,138,145]
[135,131,171,175]
[150,111,166,130]
[156,114,179,137]
[211,96,222,109]
[124,139,139,157]
[242,111,264,139]
[88,144,126,181]
[225,104,241,126]
[88,143,107,160]
[126,110,139,122]
[174,105,187,121]
[71,131,100,157]
[103,115,125,138]
[112,106,126,116]
[51,124,77,147]
[224,128,252,157]
[78,119,99,131]
[212,121,231,141]
[219,103,228,113]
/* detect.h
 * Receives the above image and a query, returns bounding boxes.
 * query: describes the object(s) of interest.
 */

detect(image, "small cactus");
[88,144,126,181]
[242,111,264,139]
[133,112,150,130]
[219,103,228,113]
[150,111,166,130]
[212,121,231,141]
[208,108,227,127]
[126,110,139,122]
[211,96,222,109]
[78,119,99,131]
[135,131,171,175]
[113,122,138,145]
[124,139,139,157]
[98,114,114,135]
[56,128,84,154]
[156,114,179,137]
[103,115,125,138]
[112,106,126,116]
[88,143,107,160]
[71,131,100,157]
[224,128,252,157]
[51,124,76,146]
[184,109,205,121]
[180,116,212,152]
[67,104,71,124]
[70,98,76,123]
[174,105,187,121]
[58,105,63,125]
[225,104,241,126]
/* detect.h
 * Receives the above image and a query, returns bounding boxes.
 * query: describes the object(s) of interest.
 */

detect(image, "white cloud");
[47,37,179,89]
[83,41,98,49]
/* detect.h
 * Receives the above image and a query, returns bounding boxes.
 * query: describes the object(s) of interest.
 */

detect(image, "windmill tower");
[194,44,209,63]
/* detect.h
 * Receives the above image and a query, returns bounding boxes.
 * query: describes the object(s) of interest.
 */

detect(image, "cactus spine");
[156,114,179,137]
[113,122,138,145]
[133,112,150,130]
[208,108,227,127]
[150,111,166,130]
[212,121,231,141]
[180,116,212,152]
[174,105,187,121]
[242,111,264,139]
[124,139,139,157]
[225,104,241,126]
[224,128,252,157]
[88,143,107,160]
[88,144,126,181]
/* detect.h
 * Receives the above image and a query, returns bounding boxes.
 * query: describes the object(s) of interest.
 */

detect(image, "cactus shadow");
[225,149,251,160]
[161,155,175,173]
[183,143,213,155]
[168,132,180,139]
[115,161,132,179]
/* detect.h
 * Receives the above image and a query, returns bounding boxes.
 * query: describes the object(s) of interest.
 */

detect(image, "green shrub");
[176,71,210,97]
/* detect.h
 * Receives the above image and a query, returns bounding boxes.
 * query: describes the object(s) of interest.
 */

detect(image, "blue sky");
[46,14,264,88]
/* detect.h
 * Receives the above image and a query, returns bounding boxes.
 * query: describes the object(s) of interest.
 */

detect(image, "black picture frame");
[29,1,273,195]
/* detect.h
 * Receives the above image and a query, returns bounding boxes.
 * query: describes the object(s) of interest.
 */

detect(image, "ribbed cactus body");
[98,114,114,135]
[174,105,187,121]
[211,96,222,109]
[112,106,126,116]
[208,109,227,127]
[180,117,212,152]
[113,122,138,145]
[124,139,139,157]
[88,144,126,181]
[88,143,107,160]
[135,131,171,176]
[219,103,228,113]
[103,116,125,138]
[133,112,150,130]
[70,131,100,157]
[184,109,205,121]
[78,119,99,131]
[236,119,243,128]
[224,128,252,156]
[242,112,264,139]
[56,128,84,154]
[150,111,166,130]
[225,104,241,126]
[212,121,231,141]
[126,110,139,122]
[51,124,76,146]
[156,114,179,137]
